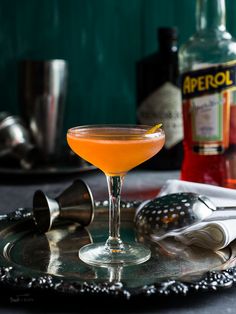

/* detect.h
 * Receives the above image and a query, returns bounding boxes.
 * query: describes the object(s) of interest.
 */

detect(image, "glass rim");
[67,124,165,139]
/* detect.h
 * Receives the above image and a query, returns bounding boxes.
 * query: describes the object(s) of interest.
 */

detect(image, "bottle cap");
[157,27,178,43]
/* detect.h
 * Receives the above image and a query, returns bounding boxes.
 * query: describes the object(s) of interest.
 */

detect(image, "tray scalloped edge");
[0,265,236,300]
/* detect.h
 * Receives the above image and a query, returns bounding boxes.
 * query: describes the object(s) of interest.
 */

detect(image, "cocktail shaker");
[19,59,68,163]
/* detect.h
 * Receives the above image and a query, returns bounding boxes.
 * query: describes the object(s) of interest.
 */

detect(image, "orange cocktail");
[67,126,165,176]
[67,124,165,267]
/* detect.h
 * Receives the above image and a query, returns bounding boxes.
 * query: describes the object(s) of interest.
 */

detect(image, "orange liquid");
[67,127,165,176]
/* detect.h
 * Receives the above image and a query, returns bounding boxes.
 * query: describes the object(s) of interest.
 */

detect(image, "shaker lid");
[0,112,21,131]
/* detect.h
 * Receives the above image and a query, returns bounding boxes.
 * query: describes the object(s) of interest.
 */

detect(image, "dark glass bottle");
[136,27,183,170]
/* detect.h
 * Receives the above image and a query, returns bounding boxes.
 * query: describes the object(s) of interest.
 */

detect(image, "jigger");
[33,179,94,233]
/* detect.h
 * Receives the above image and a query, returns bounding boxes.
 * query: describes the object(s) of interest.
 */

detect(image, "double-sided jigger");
[32,179,94,233]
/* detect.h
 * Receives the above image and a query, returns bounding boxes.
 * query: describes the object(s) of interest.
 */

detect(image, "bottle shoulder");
[137,52,159,66]
[179,30,236,72]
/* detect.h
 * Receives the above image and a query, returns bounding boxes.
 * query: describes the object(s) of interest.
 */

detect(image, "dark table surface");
[0,168,235,313]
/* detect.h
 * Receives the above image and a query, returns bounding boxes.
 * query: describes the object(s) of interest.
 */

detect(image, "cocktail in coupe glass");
[67,124,165,266]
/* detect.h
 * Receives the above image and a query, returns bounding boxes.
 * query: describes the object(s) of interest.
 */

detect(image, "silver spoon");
[134,192,236,237]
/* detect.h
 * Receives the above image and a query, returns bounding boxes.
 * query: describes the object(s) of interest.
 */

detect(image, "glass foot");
[79,242,151,266]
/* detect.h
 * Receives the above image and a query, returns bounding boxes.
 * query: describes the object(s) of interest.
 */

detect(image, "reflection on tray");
[21,225,94,278]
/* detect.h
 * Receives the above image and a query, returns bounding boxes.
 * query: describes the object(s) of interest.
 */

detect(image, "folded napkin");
[151,180,236,251]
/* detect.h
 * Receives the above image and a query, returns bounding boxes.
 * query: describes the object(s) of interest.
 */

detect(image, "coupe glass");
[67,125,165,266]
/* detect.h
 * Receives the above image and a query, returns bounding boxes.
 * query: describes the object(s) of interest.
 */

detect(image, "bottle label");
[181,62,236,155]
[229,91,236,144]
[138,82,183,149]
[192,93,223,141]
[182,62,236,99]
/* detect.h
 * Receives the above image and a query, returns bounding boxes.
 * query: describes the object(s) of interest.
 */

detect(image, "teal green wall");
[0,0,236,136]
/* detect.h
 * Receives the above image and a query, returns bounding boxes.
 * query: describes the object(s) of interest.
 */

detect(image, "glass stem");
[108,266,123,283]
[105,175,125,252]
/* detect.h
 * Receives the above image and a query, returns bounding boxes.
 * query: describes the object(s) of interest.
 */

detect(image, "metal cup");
[0,112,35,169]
[32,179,95,233]
[19,59,68,163]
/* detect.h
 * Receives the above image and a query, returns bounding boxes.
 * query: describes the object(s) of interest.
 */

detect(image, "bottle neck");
[159,41,178,56]
[196,0,226,32]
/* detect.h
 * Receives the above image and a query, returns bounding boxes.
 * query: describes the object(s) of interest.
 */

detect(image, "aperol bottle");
[179,0,236,187]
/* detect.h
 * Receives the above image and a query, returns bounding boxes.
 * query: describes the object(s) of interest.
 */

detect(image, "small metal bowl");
[0,112,35,169]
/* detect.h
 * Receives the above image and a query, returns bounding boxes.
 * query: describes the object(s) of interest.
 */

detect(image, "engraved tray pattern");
[0,207,236,301]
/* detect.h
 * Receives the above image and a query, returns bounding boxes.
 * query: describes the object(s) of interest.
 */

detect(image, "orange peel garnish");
[146,123,162,134]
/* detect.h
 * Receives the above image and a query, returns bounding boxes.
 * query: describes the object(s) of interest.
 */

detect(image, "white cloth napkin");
[151,180,236,251]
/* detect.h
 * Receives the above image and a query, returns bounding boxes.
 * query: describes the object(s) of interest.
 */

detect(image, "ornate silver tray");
[0,205,236,302]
